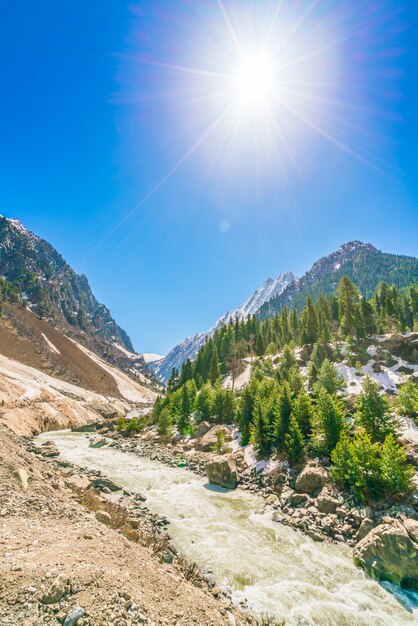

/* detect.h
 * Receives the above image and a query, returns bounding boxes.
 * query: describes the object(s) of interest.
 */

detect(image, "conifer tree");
[304,295,319,344]
[167,367,180,393]
[195,384,214,422]
[209,346,221,385]
[157,408,173,440]
[285,416,305,465]
[312,389,344,454]
[315,359,343,395]
[293,391,313,436]
[255,332,265,357]
[239,383,257,445]
[355,376,398,442]
[277,344,296,382]
[250,397,272,458]
[397,379,418,418]
[274,382,292,450]
[380,433,414,497]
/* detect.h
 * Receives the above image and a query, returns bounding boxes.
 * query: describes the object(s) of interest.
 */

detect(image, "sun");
[233,53,276,109]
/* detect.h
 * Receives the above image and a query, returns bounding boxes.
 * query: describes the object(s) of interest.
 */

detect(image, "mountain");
[0,215,154,383]
[151,272,296,382]
[259,241,418,318]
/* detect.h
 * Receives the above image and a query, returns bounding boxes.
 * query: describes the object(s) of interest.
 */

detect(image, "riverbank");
[32,428,418,625]
[94,422,417,551]
[0,424,256,626]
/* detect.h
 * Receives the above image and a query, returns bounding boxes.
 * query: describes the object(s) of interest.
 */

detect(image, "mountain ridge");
[151,271,296,382]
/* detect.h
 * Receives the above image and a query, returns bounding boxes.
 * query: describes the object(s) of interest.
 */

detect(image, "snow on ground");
[71,340,157,403]
[41,333,60,355]
[401,417,418,446]
[112,343,138,360]
[0,352,123,405]
[141,353,164,364]
[223,362,252,391]
[338,354,418,395]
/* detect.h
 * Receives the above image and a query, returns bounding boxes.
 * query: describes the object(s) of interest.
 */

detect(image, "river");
[37,430,418,626]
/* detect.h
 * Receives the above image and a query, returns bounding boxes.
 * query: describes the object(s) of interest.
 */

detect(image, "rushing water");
[37,431,418,626]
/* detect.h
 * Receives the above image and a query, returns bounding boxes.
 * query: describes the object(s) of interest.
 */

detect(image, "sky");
[1,1,417,354]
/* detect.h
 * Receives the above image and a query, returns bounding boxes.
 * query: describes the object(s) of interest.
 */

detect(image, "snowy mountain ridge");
[151,271,296,382]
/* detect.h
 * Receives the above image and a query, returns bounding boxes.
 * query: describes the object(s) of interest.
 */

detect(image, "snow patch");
[41,333,60,355]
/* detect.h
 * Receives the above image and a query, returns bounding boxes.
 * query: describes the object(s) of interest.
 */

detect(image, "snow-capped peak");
[150,271,296,382]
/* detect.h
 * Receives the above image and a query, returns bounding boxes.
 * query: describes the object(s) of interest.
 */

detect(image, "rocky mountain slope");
[259,241,418,318]
[0,215,156,383]
[152,272,296,383]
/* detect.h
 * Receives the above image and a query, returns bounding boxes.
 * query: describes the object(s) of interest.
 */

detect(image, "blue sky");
[1,1,417,354]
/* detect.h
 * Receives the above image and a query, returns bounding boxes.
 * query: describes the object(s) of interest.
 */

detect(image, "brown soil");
[0,425,255,626]
[0,304,121,398]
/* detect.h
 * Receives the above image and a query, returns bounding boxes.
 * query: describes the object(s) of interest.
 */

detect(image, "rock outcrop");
[206,456,239,489]
[196,426,231,452]
[295,464,328,494]
[354,517,418,589]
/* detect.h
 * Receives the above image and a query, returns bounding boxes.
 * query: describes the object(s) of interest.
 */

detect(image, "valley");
[1,215,418,625]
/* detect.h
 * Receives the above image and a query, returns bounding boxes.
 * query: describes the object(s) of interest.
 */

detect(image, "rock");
[63,607,85,626]
[39,441,59,457]
[206,456,239,489]
[194,421,212,439]
[351,506,373,526]
[41,573,70,604]
[290,493,308,507]
[91,477,123,492]
[16,468,29,492]
[355,518,375,542]
[72,423,100,432]
[95,510,112,526]
[295,464,328,494]
[65,475,91,491]
[354,517,418,589]
[196,426,231,452]
[26,586,37,594]
[316,490,339,514]
[89,438,107,449]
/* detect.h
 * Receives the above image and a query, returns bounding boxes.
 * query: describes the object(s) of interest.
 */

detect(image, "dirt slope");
[0,426,253,626]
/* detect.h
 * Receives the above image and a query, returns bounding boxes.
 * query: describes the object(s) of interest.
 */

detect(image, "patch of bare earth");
[0,426,255,626]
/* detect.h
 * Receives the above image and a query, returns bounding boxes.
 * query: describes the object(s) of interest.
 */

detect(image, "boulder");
[195,421,212,439]
[63,607,85,626]
[65,475,91,491]
[316,489,339,514]
[39,441,59,457]
[355,518,375,542]
[206,456,239,489]
[16,468,29,492]
[95,510,112,526]
[196,426,231,452]
[71,423,100,433]
[89,438,107,449]
[91,477,123,492]
[41,573,70,604]
[295,464,328,494]
[354,517,418,589]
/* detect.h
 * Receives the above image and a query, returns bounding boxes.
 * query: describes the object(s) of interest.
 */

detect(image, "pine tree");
[209,346,221,385]
[167,367,180,393]
[355,376,399,442]
[285,416,305,465]
[239,382,257,446]
[274,382,292,450]
[337,276,361,337]
[255,332,265,357]
[304,295,319,344]
[195,384,214,422]
[315,359,343,395]
[250,397,272,458]
[380,433,414,497]
[157,408,173,440]
[293,391,313,436]
[308,343,328,388]
[312,389,344,454]
[397,379,418,418]
[277,345,296,382]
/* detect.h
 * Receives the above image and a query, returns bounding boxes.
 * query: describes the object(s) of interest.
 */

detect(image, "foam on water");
[37,431,418,625]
